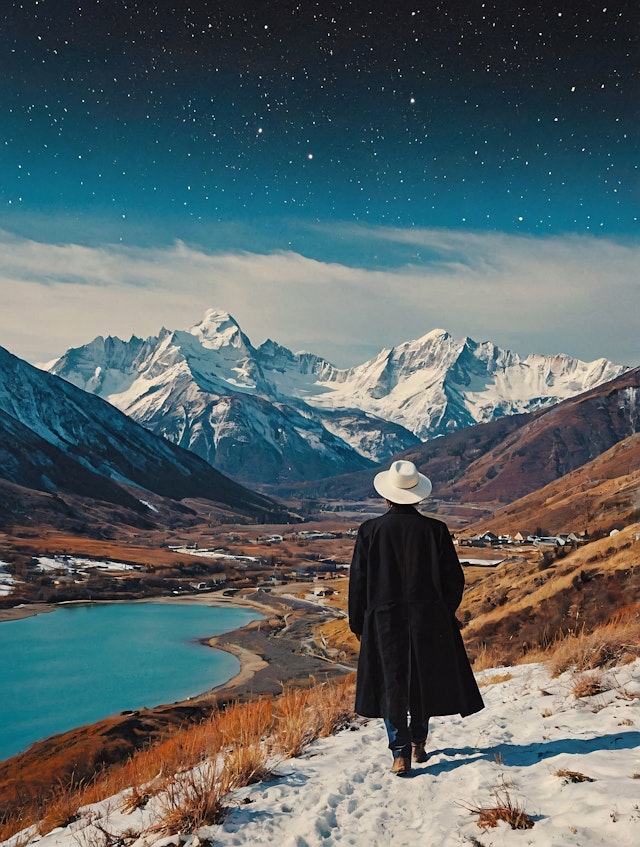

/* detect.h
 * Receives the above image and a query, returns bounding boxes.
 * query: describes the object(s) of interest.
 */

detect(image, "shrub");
[154,762,229,834]
[554,769,595,784]
[463,785,535,830]
[571,671,610,699]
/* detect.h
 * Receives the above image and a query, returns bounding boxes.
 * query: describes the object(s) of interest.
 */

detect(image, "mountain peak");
[44,319,628,485]
[408,327,453,348]
[188,309,249,351]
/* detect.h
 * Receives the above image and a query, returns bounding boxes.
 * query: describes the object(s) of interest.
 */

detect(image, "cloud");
[0,227,638,368]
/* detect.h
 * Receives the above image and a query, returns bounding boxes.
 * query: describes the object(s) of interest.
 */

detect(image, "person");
[348,459,484,775]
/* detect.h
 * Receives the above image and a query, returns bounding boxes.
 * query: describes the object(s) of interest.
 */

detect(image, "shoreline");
[0,588,356,812]
[0,590,272,623]
[0,591,280,705]
[0,590,353,773]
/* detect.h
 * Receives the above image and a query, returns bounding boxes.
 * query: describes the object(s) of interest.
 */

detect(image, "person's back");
[348,461,484,776]
[349,504,463,614]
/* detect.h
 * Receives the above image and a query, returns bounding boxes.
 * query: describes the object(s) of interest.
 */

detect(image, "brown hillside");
[272,367,640,511]
[443,366,640,503]
[467,432,640,537]
[458,522,640,667]
[269,413,532,501]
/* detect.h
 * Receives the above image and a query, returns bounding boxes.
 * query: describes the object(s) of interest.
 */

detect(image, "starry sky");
[1,1,639,367]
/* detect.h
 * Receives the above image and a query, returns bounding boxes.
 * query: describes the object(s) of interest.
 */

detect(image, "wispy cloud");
[0,227,637,368]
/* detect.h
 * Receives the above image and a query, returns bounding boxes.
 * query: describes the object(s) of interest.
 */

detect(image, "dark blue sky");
[0,2,638,368]
[1,0,637,249]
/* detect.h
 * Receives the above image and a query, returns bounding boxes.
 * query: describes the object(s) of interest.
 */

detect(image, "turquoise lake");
[0,601,262,761]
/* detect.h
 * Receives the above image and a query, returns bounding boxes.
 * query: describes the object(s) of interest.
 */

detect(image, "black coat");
[348,504,484,721]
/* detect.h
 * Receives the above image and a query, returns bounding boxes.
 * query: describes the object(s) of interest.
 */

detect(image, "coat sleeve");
[437,523,465,612]
[348,525,369,636]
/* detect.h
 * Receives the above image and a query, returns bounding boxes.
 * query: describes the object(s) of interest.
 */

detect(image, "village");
[4,513,631,612]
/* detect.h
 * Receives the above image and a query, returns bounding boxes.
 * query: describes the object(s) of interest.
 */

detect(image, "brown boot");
[390,755,411,776]
[412,741,428,763]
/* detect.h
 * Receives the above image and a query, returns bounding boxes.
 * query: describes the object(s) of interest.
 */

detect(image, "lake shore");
[0,590,269,623]
[0,591,299,698]
[0,588,355,808]
[0,602,58,622]
[0,589,353,699]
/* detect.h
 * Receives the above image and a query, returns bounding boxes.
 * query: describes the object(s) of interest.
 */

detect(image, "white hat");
[373,460,432,504]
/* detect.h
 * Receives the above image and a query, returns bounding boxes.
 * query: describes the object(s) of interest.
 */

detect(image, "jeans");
[384,715,430,756]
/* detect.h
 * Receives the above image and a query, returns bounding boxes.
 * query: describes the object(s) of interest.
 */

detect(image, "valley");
[2,505,638,826]
[1,327,639,841]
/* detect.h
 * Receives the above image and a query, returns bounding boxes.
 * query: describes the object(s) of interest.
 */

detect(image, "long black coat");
[348,504,484,721]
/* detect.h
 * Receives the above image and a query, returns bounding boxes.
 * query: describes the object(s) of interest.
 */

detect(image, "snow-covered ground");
[0,562,18,596]
[170,546,263,564]
[6,659,640,847]
[35,555,140,573]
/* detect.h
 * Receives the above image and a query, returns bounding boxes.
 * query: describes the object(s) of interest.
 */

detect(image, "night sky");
[0,1,638,366]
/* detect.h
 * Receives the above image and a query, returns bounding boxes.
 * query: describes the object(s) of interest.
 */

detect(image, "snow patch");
[35,556,140,573]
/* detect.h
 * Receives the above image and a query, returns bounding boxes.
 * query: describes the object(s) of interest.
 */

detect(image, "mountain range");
[290,366,640,535]
[47,309,627,484]
[0,345,289,531]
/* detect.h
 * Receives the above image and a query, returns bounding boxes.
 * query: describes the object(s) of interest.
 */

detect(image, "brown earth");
[458,522,640,665]
[463,432,640,539]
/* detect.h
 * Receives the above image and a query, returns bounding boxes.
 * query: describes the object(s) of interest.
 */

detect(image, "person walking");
[348,460,484,775]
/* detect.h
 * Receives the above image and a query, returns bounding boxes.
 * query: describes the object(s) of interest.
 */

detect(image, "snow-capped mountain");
[47,311,418,483]
[306,329,626,439]
[0,344,286,522]
[48,309,627,484]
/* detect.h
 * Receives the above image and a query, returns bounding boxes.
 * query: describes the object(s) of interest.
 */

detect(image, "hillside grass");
[459,523,640,667]
[0,675,357,843]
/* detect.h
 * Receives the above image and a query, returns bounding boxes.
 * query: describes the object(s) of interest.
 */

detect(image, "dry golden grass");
[273,686,318,758]
[1,674,357,843]
[154,762,229,835]
[471,643,509,673]
[463,785,535,830]
[571,671,610,699]
[547,607,640,677]
[478,672,514,687]
[37,779,84,834]
[311,675,357,738]
[217,698,273,750]
[554,769,595,783]
[218,699,279,787]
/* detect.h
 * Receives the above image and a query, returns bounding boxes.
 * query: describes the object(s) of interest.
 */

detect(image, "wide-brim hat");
[373,460,432,504]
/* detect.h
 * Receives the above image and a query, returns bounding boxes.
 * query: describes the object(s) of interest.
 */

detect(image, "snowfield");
[8,659,640,847]
[0,563,18,597]
[35,555,140,573]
